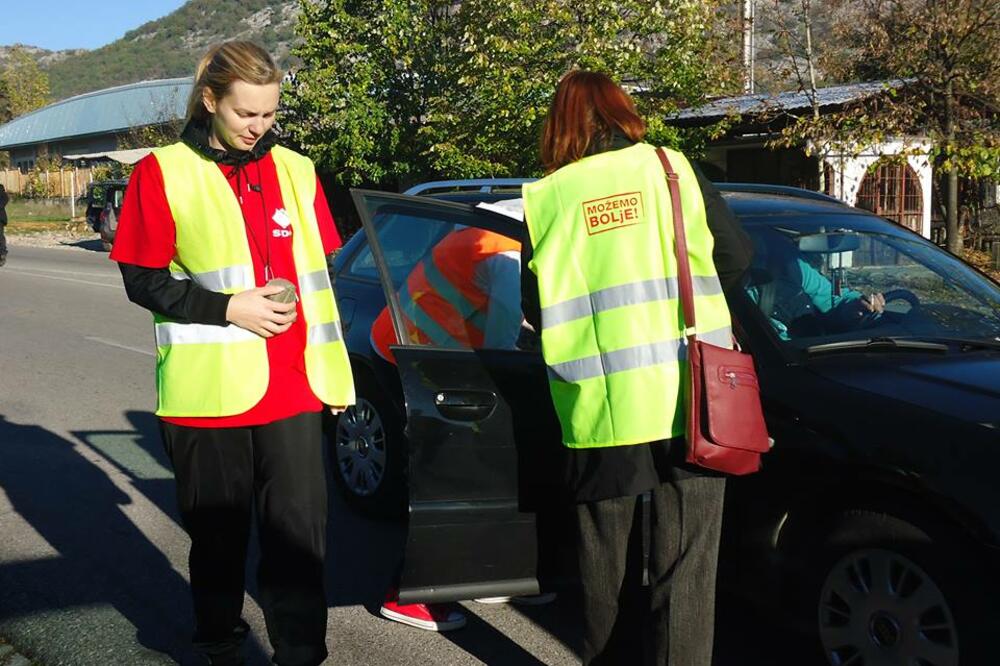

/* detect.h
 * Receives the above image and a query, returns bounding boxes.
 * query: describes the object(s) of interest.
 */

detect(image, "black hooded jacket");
[117,121,278,325]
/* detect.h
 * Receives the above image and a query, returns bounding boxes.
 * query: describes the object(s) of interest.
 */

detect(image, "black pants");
[0,222,7,258]
[574,476,726,666]
[161,411,328,666]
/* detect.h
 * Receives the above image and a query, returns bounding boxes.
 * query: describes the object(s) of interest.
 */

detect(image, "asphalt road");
[0,242,796,666]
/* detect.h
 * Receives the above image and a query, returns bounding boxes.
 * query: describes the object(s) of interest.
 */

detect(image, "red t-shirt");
[111,151,342,427]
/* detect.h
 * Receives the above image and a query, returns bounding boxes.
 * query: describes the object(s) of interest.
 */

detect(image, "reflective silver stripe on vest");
[541,276,724,328]
[308,321,343,345]
[155,322,260,346]
[546,326,733,383]
[170,265,255,291]
[298,269,332,295]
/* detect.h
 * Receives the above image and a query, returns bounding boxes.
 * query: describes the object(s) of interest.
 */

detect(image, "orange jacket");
[371,227,521,364]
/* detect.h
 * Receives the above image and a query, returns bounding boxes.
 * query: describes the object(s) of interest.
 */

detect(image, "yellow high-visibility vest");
[151,142,355,417]
[522,143,731,448]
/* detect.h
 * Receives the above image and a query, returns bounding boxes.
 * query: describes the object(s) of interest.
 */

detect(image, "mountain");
[9,0,300,102]
[0,45,86,70]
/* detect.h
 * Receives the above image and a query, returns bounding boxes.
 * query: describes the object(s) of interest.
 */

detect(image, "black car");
[326,185,1000,664]
[84,179,128,250]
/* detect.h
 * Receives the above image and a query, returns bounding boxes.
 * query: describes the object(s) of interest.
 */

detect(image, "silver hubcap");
[334,398,387,496]
[819,548,959,666]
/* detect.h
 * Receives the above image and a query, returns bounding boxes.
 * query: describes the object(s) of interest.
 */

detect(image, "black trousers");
[574,476,726,666]
[0,222,7,258]
[161,411,328,666]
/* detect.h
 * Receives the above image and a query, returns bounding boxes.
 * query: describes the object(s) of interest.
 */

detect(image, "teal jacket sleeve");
[797,259,861,313]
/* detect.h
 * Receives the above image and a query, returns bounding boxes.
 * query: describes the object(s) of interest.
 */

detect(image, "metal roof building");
[0,77,192,170]
[668,80,909,127]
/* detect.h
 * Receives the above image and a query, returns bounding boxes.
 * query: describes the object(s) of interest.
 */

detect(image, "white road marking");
[5,269,124,290]
[6,266,117,279]
[85,336,155,357]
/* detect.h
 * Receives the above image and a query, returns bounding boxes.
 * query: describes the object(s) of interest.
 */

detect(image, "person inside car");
[746,232,885,339]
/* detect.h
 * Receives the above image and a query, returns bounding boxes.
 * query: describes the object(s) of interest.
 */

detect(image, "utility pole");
[742,0,756,94]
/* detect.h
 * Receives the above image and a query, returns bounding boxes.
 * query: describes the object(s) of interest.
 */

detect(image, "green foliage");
[283,0,457,187]
[285,0,740,187]
[1,46,49,116]
[21,169,50,199]
[0,78,12,123]
[90,162,133,181]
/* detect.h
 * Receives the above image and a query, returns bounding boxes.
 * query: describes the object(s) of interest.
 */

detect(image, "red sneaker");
[380,594,467,632]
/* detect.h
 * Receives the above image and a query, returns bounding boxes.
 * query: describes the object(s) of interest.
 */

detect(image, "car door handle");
[434,390,497,421]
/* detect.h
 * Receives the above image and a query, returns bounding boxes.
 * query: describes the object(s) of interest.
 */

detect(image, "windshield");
[743,221,1000,349]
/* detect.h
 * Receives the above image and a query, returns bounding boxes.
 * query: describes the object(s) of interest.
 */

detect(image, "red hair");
[540,70,646,173]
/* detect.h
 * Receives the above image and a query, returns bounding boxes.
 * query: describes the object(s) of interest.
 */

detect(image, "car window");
[354,194,527,352]
[744,224,1000,346]
[346,212,445,283]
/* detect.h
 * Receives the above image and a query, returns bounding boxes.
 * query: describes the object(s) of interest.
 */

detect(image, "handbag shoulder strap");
[655,147,697,334]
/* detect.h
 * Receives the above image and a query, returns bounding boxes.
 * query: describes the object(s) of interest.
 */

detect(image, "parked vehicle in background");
[84,179,128,250]
[326,181,1000,664]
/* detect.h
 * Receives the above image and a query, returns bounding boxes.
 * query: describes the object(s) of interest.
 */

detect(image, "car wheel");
[802,510,992,666]
[324,376,406,520]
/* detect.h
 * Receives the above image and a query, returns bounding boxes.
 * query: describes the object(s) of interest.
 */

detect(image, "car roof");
[427,191,524,204]
[721,191,865,219]
[403,178,534,196]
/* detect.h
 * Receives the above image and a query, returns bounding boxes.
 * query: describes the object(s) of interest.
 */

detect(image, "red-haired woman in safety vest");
[520,71,753,665]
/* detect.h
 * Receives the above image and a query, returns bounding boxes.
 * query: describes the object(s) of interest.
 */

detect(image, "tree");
[757,0,830,190]
[1,46,50,118]
[283,0,740,187]
[0,78,12,124]
[422,0,740,178]
[768,0,999,254]
[282,0,459,187]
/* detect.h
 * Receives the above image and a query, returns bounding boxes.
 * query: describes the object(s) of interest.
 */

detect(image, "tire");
[791,510,994,666]
[323,373,407,520]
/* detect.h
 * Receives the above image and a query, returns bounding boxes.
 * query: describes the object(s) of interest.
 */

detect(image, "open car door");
[351,190,562,604]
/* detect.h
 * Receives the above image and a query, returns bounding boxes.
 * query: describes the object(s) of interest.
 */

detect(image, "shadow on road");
[5,409,634,665]
[0,413,277,665]
[60,238,106,253]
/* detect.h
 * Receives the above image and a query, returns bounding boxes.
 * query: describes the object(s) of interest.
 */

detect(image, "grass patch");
[5,197,90,235]
[5,198,76,224]
[6,220,92,236]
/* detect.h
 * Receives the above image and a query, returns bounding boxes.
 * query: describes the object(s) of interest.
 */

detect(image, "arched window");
[855,161,923,233]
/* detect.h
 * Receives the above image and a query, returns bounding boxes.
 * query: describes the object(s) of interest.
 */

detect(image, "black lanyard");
[232,161,272,281]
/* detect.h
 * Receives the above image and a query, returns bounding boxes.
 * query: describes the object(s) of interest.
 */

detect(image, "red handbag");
[656,148,770,475]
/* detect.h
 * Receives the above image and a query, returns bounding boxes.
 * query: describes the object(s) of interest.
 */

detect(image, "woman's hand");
[861,292,886,314]
[226,285,298,338]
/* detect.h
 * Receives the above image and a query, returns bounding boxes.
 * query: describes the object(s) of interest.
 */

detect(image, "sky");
[0,1,188,51]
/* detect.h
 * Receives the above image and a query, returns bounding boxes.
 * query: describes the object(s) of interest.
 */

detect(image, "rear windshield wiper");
[805,337,949,356]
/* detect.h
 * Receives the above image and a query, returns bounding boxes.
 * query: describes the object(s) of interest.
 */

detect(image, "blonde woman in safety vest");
[111,41,353,666]
[520,71,752,665]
